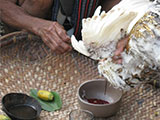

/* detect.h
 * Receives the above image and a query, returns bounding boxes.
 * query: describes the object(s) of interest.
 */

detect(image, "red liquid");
[87,98,109,104]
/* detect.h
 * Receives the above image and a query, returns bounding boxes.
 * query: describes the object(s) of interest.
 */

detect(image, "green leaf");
[30,89,62,112]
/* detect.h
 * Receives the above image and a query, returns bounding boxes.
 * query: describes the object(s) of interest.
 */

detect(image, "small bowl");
[2,93,41,120]
[78,79,122,118]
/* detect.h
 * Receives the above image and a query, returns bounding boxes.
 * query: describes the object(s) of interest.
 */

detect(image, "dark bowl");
[2,93,41,120]
[78,79,123,118]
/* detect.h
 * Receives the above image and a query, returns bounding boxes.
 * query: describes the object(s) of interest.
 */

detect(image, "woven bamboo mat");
[0,31,160,120]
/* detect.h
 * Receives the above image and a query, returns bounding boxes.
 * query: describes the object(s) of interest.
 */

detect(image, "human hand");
[112,36,129,64]
[35,20,72,54]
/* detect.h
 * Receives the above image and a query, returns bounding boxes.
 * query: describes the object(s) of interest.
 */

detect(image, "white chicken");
[71,0,160,90]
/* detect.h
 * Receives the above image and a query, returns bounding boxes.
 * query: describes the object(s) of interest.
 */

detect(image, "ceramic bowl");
[78,79,122,118]
[2,93,41,120]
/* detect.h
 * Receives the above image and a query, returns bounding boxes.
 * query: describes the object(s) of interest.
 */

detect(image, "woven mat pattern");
[0,32,160,120]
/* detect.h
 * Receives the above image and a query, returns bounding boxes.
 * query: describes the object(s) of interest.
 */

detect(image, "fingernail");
[69,47,72,51]
[118,59,122,64]
[67,36,71,39]
[114,51,120,56]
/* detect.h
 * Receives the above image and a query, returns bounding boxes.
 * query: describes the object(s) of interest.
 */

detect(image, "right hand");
[112,36,129,64]
[35,20,72,54]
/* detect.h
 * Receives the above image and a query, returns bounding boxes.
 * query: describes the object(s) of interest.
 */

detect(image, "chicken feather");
[71,0,160,90]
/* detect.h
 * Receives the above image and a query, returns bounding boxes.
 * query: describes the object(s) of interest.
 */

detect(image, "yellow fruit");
[37,90,54,101]
[0,115,11,120]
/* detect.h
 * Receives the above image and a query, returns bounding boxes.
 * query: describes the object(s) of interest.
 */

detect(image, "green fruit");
[0,115,11,120]
[37,90,54,101]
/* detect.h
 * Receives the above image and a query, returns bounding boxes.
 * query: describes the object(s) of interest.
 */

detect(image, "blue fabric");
[52,0,60,21]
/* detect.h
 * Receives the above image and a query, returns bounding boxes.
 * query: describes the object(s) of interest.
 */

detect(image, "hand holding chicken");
[71,0,160,90]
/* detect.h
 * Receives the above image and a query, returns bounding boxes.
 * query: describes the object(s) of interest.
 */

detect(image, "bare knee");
[24,0,52,9]
[21,0,53,18]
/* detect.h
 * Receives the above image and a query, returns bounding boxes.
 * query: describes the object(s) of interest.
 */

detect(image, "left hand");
[112,36,129,64]
[34,21,72,54]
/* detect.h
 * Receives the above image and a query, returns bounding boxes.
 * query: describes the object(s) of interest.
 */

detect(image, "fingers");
[41,24,72,54]
[38,21,72,54]
[53,24,72,52]
[51,31,72,53]
[114,45,124,56]
[42,30,63,53]
[55,23,71,43]
[115,36,129,55]
[54,23,72,52]
[112,56,122,64]
[113,36,129,64]
[116,59,122,64]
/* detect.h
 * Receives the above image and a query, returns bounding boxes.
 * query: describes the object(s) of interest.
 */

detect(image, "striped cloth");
[52,0,100,40]
[0,22,5,37]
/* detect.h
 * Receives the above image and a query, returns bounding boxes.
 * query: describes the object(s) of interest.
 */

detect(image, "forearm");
[100,0,121,12]
[0,0,71,54]
[0,0,50,34]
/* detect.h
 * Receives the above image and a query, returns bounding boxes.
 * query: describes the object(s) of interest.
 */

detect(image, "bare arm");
[21,0,53,18]
[100,0,129,64]
[100,0,121,12]
[0,0,52,32]
[0,0,72,53]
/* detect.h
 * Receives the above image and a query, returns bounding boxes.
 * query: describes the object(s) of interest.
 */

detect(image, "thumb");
[114,36,129,56]
[114,46,124,56]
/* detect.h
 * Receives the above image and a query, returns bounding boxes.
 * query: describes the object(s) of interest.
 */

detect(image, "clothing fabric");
[0,22,5,36]
[52,0,100,40]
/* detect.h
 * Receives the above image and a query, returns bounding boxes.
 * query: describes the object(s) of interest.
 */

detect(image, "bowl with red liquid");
[78,79,123,118]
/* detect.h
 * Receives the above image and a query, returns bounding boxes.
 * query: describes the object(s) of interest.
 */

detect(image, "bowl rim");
[69,109,94,119]
[77,79,123,106]
[1,92,41,120]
